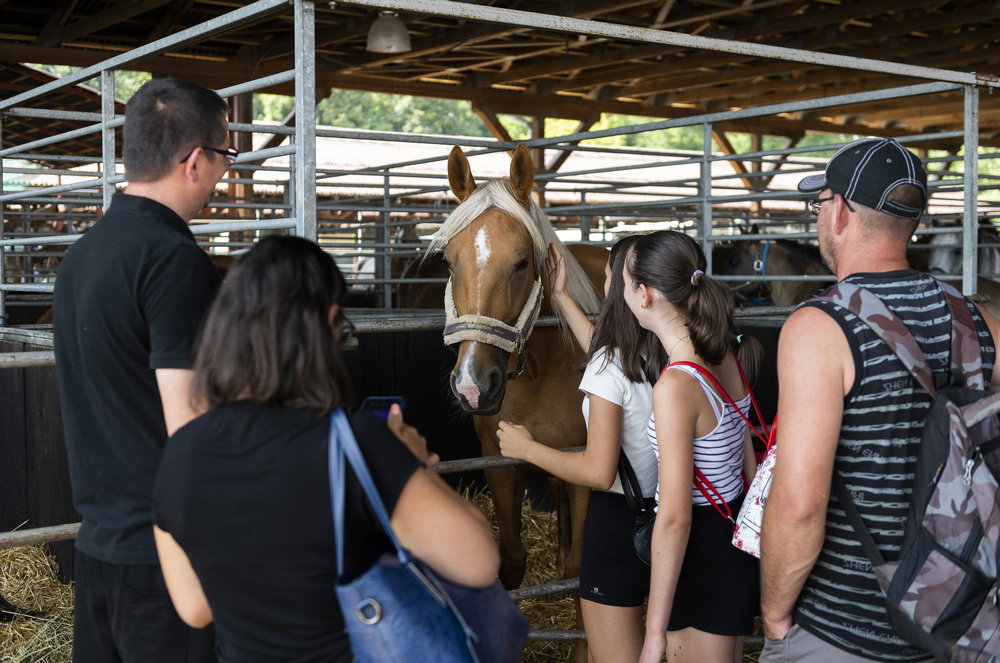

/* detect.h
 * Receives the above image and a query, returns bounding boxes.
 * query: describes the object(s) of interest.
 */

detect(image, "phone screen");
[359,396,406,421]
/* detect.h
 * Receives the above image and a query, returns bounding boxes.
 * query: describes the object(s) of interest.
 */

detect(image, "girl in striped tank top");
[623,230,762,663]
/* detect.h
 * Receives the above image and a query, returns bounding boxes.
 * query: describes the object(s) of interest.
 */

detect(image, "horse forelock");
[430,179,601,318]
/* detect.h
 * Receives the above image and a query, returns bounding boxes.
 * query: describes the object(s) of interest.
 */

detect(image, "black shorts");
[579,490,651,607]
[73,549,217,663]
[667,492,761,636]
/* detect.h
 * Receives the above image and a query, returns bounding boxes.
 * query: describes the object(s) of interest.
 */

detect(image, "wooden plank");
[23,358,77,580]
[0,340,28,533]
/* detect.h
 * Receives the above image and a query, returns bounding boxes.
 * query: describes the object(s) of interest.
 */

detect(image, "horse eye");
[514,258,529,273]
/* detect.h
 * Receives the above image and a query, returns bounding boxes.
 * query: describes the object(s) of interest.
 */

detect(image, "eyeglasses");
[338,315,356,349]
[809,195,856,216]
[178,146,240,165]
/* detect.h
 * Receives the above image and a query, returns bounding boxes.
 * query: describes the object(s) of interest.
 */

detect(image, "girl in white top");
[622,230,761,663]
[496,235,665,663]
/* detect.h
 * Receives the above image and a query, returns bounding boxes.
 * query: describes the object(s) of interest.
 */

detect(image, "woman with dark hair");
[622,230,761,663]
[496,235,665,662]
[152,235,499,663]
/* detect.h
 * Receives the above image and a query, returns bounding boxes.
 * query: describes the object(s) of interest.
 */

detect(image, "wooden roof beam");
[340,0,654,73]
[545,116,600,174]
[147,0,196,43]
[553,0,965,93]
[622,26,998,99]
[472,103,514,153]
[34,0,78,46]
[36,0,175,47]
[619,43,998,111]
[711,130,756,193]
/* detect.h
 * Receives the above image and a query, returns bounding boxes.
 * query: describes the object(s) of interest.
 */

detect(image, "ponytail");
[629,230,738,366]
[684,274,734,365]
[734,333,763,388]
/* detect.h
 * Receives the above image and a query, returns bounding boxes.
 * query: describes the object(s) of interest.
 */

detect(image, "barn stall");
[1,0,999,658]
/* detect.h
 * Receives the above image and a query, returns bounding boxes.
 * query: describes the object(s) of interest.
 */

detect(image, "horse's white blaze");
[454,344,483,409]
[474,226,490,309]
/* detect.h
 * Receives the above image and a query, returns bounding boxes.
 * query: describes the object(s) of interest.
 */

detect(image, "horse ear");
[448,146,477,202]
[750,222,760,235]
[510,144,535,205]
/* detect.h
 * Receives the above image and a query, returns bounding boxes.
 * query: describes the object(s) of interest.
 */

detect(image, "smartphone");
[359,396,406,421]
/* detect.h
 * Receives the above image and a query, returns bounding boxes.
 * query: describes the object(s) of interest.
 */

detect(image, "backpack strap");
[935,280,986,390]
[831,473,887,567]
[811,279,986,395]
[810,282,937,396]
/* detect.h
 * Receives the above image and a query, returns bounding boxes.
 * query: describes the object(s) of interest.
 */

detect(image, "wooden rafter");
[472,103,514,152]
[545,116,600,174]
[0,0,998,155]
[36,0,176,48]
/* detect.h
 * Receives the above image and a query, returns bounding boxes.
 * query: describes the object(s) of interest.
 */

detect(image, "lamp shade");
[366,11,411,53]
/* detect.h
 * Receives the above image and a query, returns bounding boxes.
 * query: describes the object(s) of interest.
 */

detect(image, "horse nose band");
[442,275,543,381]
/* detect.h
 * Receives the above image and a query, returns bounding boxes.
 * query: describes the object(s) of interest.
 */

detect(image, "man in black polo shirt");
[54,78,233,663]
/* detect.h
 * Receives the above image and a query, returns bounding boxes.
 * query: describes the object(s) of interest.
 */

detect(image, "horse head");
[431,144,543,415]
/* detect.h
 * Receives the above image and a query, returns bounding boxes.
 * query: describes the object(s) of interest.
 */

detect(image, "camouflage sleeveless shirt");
[793,270,996,661]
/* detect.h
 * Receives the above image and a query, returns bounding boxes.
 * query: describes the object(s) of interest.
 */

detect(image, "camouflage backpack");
[813,280,1000,663]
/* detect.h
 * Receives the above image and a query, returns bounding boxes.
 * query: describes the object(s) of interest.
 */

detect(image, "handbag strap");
[666,358,770,447]
[328,408,406,578]
[617,450,650,516]
[660,359,764,523]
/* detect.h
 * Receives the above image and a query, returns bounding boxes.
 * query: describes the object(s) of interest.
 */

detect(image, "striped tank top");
[646,363,750,509]
[794,270,995,661]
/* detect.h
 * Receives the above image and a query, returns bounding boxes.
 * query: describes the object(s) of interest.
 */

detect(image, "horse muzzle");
[450,355,507,415]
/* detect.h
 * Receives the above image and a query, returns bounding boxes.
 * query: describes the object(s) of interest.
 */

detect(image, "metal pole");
[963,84,980,296]
[380,173,392,307]
[101,69,116,211]
[293,0,317,240]
[701,123,713,273]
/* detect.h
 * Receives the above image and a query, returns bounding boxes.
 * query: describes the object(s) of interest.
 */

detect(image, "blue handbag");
[328,409,528,663]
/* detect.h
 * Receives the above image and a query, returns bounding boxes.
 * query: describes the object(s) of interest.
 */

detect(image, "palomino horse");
[429,144,607,596]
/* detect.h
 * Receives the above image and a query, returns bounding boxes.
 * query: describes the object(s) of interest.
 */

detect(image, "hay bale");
[0,545,73,662]
[466,487,576,663]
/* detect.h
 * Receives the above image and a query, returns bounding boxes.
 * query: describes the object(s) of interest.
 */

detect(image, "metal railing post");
[963,84,980,296]
[101,70,116,212]
[293,0,317,240]
[701,122,713,273]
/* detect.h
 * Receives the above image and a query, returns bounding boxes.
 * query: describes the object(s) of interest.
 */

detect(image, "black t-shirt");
[53,193,220,564]
[153,403,421,663]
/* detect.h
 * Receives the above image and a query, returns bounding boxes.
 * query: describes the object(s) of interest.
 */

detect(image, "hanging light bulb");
[366,11,411,54]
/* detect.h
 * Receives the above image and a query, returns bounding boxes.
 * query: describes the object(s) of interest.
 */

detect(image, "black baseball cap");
[798,138,927,220]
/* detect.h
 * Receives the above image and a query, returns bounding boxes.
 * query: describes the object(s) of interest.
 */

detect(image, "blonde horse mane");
[428,179,602,323]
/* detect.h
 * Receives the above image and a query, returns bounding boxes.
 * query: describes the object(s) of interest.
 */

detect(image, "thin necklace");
[667,336,690,357]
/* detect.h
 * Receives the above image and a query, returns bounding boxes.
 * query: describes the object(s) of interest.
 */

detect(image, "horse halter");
[730,240,771,303]
[442,276,544,381]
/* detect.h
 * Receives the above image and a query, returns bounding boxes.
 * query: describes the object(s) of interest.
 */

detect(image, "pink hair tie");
[690,269,705,286]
